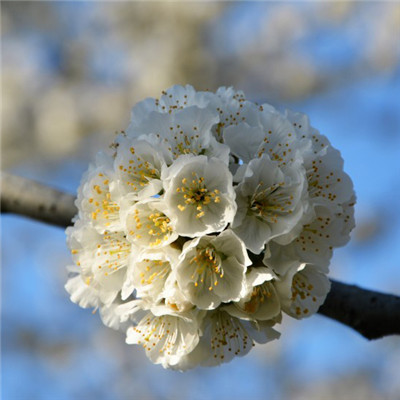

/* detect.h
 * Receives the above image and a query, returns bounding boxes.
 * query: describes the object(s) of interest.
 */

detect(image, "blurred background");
[2,2,400,399]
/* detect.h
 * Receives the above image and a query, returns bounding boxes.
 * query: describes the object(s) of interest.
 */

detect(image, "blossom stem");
[2,172,400,340]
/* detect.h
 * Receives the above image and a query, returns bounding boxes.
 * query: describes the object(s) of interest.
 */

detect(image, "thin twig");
[2,172,400,340]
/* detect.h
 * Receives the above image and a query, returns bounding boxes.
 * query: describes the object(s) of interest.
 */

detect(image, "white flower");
[285,109,331,153]
[99,301,130,331]
[224,267,281,321]
[163,155,237,237]
[65,269,102,309]
[210,87,262,142]
[263,114,356,275]
[124,199,178,249]
[125,310,201,368]
[232,155,307,254]
[66,84,355,369]
[65,271,125,331]
[127,85,215,130]
[274,264,331,319]
[305,148,354,211]
[76,152,122,233]
[128,104,229,164]
[67,223,131,299]
[265,199,356,275]
[286,109,354,211]
[173,310,280,369]
[175,230,250,310]
[162,276,194,314]
[114,136,165,201]
[123,246,180,303]
[223,110,310,166]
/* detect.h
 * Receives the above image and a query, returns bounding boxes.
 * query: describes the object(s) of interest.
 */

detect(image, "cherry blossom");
[66,84,355,369]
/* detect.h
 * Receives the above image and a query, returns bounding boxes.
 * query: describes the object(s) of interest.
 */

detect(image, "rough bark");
[2,172,400,340]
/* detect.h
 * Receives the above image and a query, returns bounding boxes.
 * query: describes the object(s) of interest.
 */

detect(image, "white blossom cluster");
[66,85,355,370]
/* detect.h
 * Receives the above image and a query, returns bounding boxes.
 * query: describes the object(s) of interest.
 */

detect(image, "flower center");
[190,246,224,291]
[134,315,177,355]
[129,208,172,246]
[250,181,291,223]
[95,232,131,276]
[243,283,273,314]
[118,148,159,191]
[139,259,170,286]
[176,173,220,218]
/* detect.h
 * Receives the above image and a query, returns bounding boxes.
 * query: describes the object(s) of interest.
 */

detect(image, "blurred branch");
[2,172,400,340]
[1,171,77,228]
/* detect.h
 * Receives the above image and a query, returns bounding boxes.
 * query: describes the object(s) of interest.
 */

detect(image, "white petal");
[116,299,149,324]
[124,199,178,249]
[130,246,180,303]
[266,200,355,275]
[305,147,354,209]
[275,265,331,319]
[223,122,265,163]
[192,310,280,367]
[256,110,310,165]
[246,266,276,287]
[163,155,236,237]
[232,155,307,253]
[114,136,165,201]
[176,231,248,310]
[224,268,281,321]
[127,85,214,134]
[65,274,100,309]
[76,159,122,233]
[99,302,128,331]
[126,311,200,367]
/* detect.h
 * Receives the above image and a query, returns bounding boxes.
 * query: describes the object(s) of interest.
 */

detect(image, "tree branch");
[2,172,400,340]
[319,280,400,340]
[1,171,77,228]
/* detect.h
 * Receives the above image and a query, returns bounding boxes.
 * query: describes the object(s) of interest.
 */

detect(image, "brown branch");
[1,171,77,228]
[319,280,400,340]
[2,172,400,340]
